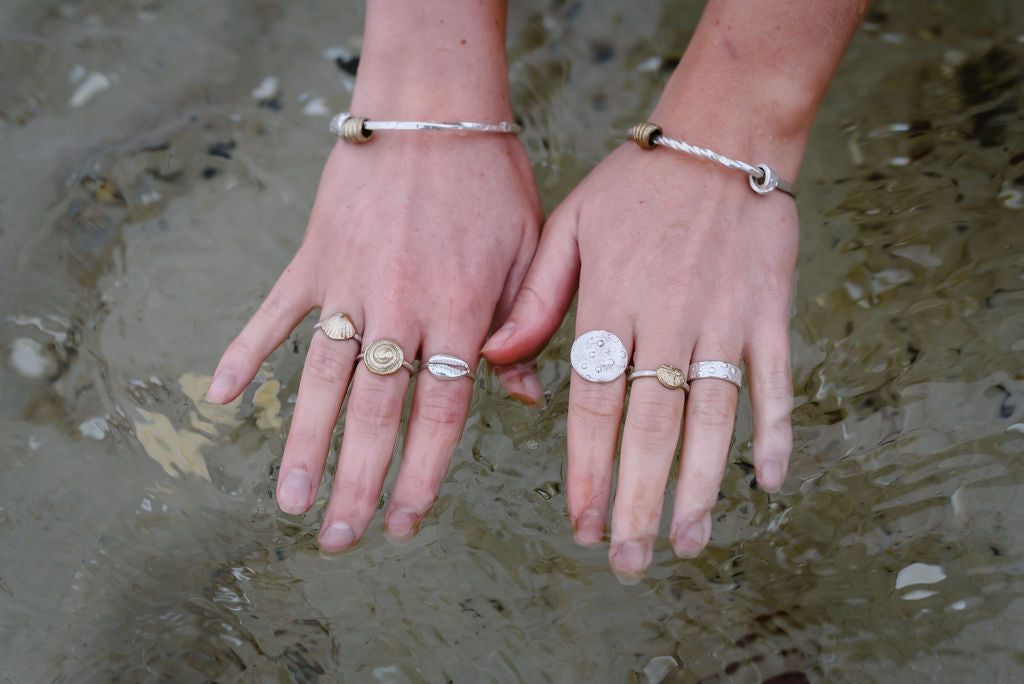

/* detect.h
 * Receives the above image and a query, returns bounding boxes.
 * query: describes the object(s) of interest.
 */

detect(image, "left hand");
[482,141,797,582]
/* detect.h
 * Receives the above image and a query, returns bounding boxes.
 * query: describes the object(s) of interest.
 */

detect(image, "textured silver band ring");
[358,339,414,376]
[628,364,689,391]
[687,361,742,389]
[422,354,475,381]
[313,313,361,343]
[570,330,629,383]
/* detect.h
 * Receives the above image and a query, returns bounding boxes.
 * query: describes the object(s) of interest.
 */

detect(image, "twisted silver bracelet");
[630,122,795,198]
[331,112,520,144]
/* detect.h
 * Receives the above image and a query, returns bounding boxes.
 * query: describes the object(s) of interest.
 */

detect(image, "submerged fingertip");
[758,460,785,491]
[204,370,238,403]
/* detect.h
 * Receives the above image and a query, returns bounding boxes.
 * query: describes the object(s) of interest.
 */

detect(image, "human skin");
[482,0,870,581]
[205,0,543,548]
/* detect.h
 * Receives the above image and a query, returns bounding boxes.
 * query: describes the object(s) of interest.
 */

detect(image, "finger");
[481,202,580,364]
[275,302,362,515]
[318,325,418,552]
[493,361,546,408]
[565,315,632,550]
[489,226,546,407]
[608,344,689,583]
[206,259,316,403]
[384,335,479,542]
[746,321,793,493]
[670,344,741,559]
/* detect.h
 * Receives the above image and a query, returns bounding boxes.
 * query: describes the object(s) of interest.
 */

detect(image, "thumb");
[482,204,579,365]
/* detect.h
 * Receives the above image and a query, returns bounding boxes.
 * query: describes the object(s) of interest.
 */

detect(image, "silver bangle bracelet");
[630,122,796,198]
[331,112,521,144]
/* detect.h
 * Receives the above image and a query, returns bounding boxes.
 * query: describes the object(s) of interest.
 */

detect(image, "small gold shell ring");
[313,313,361,343]
[357,339,414,376]
[628,364,689,391]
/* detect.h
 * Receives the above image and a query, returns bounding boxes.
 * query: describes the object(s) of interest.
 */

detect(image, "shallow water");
[2,0,1023,681]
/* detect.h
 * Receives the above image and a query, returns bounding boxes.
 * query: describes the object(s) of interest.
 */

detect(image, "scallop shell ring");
[313,313,361,343]
[424,354,475,381]
[628,364,689,391]
[358,339,414,376]
[570,330,629,383]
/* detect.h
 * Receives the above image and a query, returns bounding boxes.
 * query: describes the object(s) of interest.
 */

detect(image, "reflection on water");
[2,0,1023,681]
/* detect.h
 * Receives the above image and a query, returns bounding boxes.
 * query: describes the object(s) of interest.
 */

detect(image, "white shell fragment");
[426,354,472,380]
[250,76,280,101]
[571,330,628,383]
[895,562,946,590]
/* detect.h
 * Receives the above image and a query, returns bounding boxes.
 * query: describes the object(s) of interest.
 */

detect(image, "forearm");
[351,0,511,120]
[651,0,869,180]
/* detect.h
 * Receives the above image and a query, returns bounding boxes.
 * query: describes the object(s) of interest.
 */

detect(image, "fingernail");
[573,509,605,546]
[481,321,515,353]
[673,520,706,558]
[205,370,237,403]
[760,460,784,491]
[385,506,420,543]
[611,541,651,584]
[277,470,312,514]
[319,521,355,551]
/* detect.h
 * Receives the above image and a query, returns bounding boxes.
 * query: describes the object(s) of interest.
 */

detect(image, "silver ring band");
[422,354,475,381]
[628,364,689,391]
[687,361,742,389]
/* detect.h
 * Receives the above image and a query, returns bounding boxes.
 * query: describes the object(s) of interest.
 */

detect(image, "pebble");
[78,416,109,440]
[895,562,946,589]
[302,97,329,116]
[70,72,111,108]
[9,337,56,379]
[250,76,280,101]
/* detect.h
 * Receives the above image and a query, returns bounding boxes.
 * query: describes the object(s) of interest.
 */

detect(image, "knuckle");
[569,387,622,428]
[333,477,375,510]
[223,337,257,364]
[304,346,351,385]
[393,469,444,507]
[413,393,467,440]
[616,490,665,530]
[256,289,296,321]
[513,283,545,313]
[757,416,793,457]
[754,365,794,401]
[689,387,737,430]
[345,383,402,432]
[626,397,682,442]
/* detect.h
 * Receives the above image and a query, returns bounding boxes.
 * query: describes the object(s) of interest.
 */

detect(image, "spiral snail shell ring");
[629,364,689,391]
[358,340,414,376]
[313,313,361,343]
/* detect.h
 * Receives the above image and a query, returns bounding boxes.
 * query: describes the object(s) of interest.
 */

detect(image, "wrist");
[648,0,868,182]
[351,0,512,122]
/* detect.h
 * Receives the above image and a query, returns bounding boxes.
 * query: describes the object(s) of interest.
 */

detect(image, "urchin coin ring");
[687,361,742,389]
[424,354,474,381]
[571,330,629,383]
[313,313,361,343]
[358,339,414,376]
[629,364,689,391]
